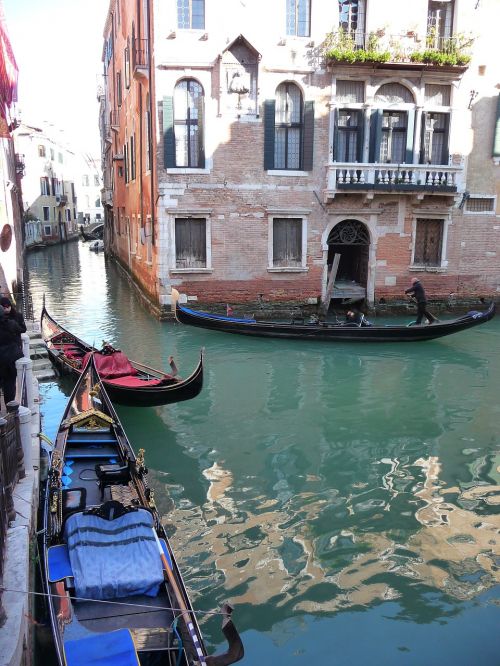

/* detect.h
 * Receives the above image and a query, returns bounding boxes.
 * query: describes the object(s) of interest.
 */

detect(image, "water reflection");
[28,242,500,662]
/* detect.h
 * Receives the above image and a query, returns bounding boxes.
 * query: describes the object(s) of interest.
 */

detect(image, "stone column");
[17,406,32,472]
[6,402,25,481]
[15,357,34,414]
[21,332,30,359]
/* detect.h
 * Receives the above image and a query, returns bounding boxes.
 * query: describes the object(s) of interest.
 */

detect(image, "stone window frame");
[169,208,213,274]
[464,194,496,215]
[409,213,450,272]
[267,208,309,273]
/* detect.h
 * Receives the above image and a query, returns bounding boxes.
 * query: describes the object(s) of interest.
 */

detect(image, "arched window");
[371,83,416,164]
[172,79,205,168]
[275,82,303,170]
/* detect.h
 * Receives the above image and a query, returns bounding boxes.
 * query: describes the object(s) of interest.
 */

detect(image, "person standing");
[0,305,24,405]
[0,297,26,351]
[405,278,438,325]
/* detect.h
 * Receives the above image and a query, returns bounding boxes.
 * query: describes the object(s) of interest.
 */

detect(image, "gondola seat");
[64,508,165,601]
[64,628,140,666]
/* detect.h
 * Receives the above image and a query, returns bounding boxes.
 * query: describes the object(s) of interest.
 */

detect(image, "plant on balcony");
[322,29,390,65]
[410,30,473,66]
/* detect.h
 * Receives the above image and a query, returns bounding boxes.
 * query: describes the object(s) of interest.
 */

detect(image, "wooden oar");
[152,529,207,666]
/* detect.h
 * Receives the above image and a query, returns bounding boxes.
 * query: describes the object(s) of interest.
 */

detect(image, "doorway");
[327,219,370,301]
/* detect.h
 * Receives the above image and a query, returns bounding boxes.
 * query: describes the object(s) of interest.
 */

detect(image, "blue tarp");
[180,306,256,323]
[64,508,164,601]
[64,628,140,666]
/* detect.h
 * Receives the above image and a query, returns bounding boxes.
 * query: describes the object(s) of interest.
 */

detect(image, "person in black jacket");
[0,297,26,351]
[0,305,24,405]
[405,278,438,325]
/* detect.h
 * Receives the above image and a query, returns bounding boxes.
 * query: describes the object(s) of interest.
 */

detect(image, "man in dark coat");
[0,305,24,405]
[0,297,26,351]
[405,278,438,325]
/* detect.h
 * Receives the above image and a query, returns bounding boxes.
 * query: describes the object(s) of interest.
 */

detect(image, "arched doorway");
[327,219,370,296]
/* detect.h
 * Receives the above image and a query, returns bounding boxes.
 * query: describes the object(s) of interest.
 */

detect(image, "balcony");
[55,194,68,206]
[14,153,25,176]
[132,38,149,80]
[322,30,472,70]
[325,162,462,201]
[110,110,119,131]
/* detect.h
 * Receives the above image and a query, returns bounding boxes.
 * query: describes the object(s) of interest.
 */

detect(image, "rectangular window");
[145,107,152,171]
[465,197,495,213]
[58,152,63,163]
[175,217,207,268]
[124,46,131,89]
[273,218,302,267]
[146,216,152,263]
[50,148,55,160]
[414,218,443,266]
[130,134,136,180]
[424,84,451,106]
[177,0,205,29]
[338,0,366,45]
[43,225,51,236]
[40,177,50,195]
[337,110,362,162]
[94,175,100,186]
[427,1,454,48]
[117,72,122,106]
[421,112,448,164]
[380,111,407,163]
[286,0,310,37]
[38,145,46,157]
[43,206,50,221]
[66,209,71,222]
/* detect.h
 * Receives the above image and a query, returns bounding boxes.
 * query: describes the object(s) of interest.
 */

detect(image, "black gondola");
[175,301,495,342]
[41,305,203,407]
[80,224,104,242]
[43,354,244,666]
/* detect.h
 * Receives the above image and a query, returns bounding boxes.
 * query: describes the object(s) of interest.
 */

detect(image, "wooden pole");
[320,253,341,317]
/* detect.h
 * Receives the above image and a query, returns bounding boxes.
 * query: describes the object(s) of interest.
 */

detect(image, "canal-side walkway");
[0,327,44,666]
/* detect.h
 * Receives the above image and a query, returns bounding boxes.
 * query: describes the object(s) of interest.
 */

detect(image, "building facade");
[101,0,500,312]
[14,123,79,247]
[75,153,104,226]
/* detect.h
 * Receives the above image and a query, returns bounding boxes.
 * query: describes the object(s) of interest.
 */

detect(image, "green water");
[28,242,500,665]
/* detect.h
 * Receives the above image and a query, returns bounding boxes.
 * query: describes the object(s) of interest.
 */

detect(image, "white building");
[75,153,103,226]
[13,123,79,246]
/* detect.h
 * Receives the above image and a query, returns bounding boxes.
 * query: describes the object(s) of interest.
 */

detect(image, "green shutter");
[419,111,428,164]
[493,94,500,158]
[441,113,450,165]
[332,108,338,161]
[405,110,416,164]
[264,99,276,170]
[369,109,383,162]
[163,96,175,168]
[302,101,314,171]
[356,110,365,163]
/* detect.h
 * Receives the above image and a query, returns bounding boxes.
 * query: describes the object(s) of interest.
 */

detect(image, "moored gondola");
[42,354,244,666]
[41,304,203,406]
[175,301,495,342]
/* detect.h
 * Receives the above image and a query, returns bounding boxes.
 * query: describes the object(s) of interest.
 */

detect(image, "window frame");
[173,79,205,169]
[177,0,205,30]
[410,215,449,270]
[286,0,311,38]
[274,82,304,170]
[267,211,308,272]
[171,211,212,273]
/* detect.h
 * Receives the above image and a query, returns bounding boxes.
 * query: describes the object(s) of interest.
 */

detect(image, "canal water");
[27,241,499,665]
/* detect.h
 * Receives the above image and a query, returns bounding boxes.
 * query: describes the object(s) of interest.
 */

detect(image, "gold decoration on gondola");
[89,382,101,397]
[148,488,156,509]
[50,491,58,514]
[136,448,145,468]
[62,409,114,430]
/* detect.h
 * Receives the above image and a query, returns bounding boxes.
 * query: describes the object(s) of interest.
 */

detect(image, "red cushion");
[82,351,138,379]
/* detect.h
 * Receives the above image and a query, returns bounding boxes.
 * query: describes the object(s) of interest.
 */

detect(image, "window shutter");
[369,109,383,162]
[163,96,175,168]
[441,113,450,165]
[419,111,428,164]
[493,94,500,158]
[405,109,416,164]
[196,94,205,168]
[302,101,314,171]
[264,99,276,170]
[356,111,365,163]
[332,108,338,161]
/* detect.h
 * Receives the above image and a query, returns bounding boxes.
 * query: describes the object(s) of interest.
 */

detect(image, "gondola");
[80,224,104,242]
[41,305,203,407]
[43,354,244,666]
[175,301,495,342]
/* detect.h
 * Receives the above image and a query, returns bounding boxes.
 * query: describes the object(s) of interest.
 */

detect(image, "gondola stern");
[205,603,244,666]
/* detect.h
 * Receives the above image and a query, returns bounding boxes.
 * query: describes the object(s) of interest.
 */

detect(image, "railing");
[14,153,25,176]
[325,162,462,198]
[110,109,119,127]
[132,38,149,74]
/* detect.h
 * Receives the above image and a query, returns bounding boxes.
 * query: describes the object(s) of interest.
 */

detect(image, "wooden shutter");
[163,96,175,168]
[441,113,450,165]
[302,101,314,171]
[405,110,416,164]
[369,109,383,162]
[264,100,276,170]
[356,110,365,162]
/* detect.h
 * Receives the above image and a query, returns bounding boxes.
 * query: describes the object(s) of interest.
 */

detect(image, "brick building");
[100,0,500,313]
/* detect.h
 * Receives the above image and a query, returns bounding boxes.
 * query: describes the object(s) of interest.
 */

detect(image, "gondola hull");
[42,355,243,666]
[41,306,203,406]
[175,302,496,342]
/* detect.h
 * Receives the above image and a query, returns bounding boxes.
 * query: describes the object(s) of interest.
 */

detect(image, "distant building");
[100,0,500,311]
[0,3,22,298]
[75,153,103,226]
[13,123,79,246]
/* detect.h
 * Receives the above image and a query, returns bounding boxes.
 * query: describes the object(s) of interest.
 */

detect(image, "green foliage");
[409,50,470,66]
[323,29,390,64]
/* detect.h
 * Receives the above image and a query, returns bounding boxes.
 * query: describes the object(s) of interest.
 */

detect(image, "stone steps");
[26,325,56,380]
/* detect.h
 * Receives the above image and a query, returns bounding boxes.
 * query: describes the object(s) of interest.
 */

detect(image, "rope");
[0,586,226,618]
